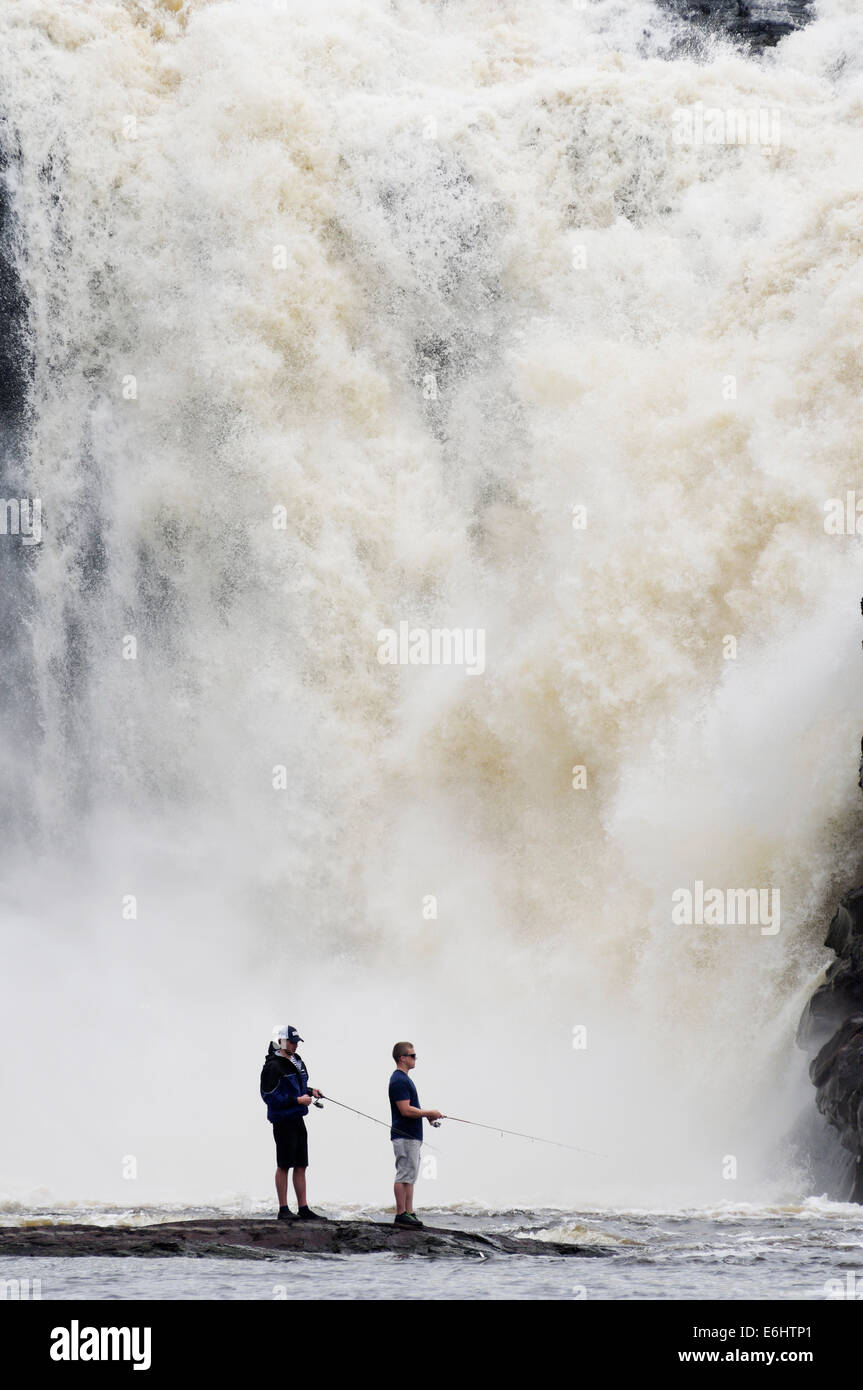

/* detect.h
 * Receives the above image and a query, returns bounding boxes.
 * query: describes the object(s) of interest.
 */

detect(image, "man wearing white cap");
[260,1025,323,1221]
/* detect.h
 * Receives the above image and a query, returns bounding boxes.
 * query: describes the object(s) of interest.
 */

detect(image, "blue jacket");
[260,1044,313,1123]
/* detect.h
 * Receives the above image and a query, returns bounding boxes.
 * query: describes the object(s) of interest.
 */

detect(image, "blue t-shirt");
[389,1069,422,1142]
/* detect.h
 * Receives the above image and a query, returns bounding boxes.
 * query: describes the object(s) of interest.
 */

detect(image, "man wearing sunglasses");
[388,1042,443,1228]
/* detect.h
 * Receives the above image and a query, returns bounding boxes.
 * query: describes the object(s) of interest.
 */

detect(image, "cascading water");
[1,0,862,1215]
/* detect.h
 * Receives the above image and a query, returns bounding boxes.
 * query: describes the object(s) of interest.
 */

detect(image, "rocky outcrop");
[799,892,863,1048]
[660,0,813,49]
[797,889,863,1202]
[0,1217,609,1261]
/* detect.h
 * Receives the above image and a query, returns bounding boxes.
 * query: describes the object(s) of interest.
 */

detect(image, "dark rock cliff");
[660,0,813,48]
[798,890,863,1204]
[797,638,863,1203]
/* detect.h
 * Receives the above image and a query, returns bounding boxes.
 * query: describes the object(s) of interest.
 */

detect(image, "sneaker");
[405,1213,425,1228]
[295,1206,324,1221]
[277,1206,295,1222]
[394,1212,424,1228]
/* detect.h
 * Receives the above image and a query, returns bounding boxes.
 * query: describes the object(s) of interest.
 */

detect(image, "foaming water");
[6,1200,863,1300]
[0,0,861,1212]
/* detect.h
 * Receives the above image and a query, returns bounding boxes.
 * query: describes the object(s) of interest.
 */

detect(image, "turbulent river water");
[2,0,863,1298]
[6,1200,863,1300]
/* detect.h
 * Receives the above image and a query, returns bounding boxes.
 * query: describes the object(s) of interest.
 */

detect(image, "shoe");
[394,1212,424,1228]
[405,1213,424,1228]
[295,1206,324,1221]
[277,1206,295,1221]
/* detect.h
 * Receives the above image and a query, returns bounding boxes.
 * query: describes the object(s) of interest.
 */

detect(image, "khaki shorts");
[392,1138,422,1183]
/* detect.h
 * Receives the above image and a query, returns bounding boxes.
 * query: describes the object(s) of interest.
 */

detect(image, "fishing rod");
[317,1093,443,1152]
[444,1115,607,1159]
[320,1093,604,1158]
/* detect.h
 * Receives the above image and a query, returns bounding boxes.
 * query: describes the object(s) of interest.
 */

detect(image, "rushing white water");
[1,0,862,1212]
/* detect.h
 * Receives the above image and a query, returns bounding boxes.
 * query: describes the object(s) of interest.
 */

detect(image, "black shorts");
[273,1117,308,1170]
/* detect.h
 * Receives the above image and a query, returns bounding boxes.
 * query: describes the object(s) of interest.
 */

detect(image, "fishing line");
[444,1115,607,1158]
[320,1094,604,1158]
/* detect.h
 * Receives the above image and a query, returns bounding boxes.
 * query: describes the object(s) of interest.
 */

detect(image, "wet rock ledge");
[0,1218,607,1261]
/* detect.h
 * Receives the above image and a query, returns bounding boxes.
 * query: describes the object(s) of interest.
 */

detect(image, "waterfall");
[1,0,862,1208]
